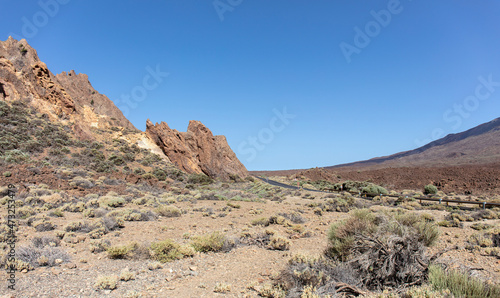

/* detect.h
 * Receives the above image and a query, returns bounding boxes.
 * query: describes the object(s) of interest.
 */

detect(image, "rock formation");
[0,37,137,132]
[1,37,247,180]
[146,119,248,180]
[55,70,137,131]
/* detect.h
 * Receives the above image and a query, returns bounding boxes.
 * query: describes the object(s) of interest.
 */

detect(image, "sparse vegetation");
[428,264,500,298]
[149,239,194,262]
[190,231,235,253]
[94,275,118,290]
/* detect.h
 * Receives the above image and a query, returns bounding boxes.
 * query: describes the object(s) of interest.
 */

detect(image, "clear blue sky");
[1,1,500,171]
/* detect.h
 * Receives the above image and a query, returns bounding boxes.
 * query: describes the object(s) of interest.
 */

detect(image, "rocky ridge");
[0,37,247,180]
[146,119,248,180]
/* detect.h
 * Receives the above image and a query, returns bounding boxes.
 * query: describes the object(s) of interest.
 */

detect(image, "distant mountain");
[328,117,500,169]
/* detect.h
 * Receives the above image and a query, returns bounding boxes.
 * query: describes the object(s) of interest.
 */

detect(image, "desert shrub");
[15,243,70,267]
[119,268,135,281]
[141,173,156,180]
[33,220,56,232]
[214,282,232,293]
[325,209,439,291]
[107,244,133,259]
[99,196,125,208]
[156,205,181,217]
[31,236,60,248]
[226,202,241,209]
[428,264,500,298]
[64,221,95,233]
[187,173,214,185]
[362,184,388,195]
[424,184,438,195]
[276,253,362,297]
[279,212,306,224]
[152,168,167,181]
[269,235,290,251]
[446,211,474,222]
[190,231,235,253]
[471,209,498,220]
[149,239,194,263]
[2,149,30,163]
[94,275,118,290]
[251,217,270,226]
[90,239,111,253]
[326,209,377,260]
[101,216,124,232]
[133,167,145,175]
[334,180,371,193]
[468,233,493,248]
[16,206,36,219]
[108,209,157,221]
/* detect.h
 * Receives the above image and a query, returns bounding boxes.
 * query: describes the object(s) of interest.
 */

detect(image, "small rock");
[21,269,28,273]
[64,263,77,269]
[189,266,197,271]
[55,259,63,265]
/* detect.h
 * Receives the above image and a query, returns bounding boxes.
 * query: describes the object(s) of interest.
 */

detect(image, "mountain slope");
[0,37,248,180]
[328,117,500,169]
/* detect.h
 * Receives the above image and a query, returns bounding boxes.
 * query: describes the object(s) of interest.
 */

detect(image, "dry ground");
[1,180,499,297]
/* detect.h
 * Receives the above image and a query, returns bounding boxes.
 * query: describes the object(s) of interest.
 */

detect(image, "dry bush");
[156,205,181,217]
[276,253,363,298]
[190,231,236,253]
[149,239,194,262]
[324,209,440,291]
[15,239,70,268]
[94,275,118,290]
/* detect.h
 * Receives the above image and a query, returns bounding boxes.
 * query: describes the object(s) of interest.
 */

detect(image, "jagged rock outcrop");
[146,119,248,180]
[55,70,137,131]
[0,37,75,117]
[0,37,137,132]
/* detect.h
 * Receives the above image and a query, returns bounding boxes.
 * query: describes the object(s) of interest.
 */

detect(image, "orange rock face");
[146,119,248,180]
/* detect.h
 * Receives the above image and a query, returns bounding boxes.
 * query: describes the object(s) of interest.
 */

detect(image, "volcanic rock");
[146,119,248,180]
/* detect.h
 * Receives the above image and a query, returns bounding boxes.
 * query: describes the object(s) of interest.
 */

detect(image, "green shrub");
[152,168,167,181]
[149,239,194,263]
[107,245,132,259]
[108,154,125,165]
[326,209,377,260]
[187,173,214,185]
[3,171,11,177]
[190,231,234,253]
[141,173,156,180]
[429,264,500,298]
[2,149,30,163]
[361,183,388,195]
[424,184,438,195]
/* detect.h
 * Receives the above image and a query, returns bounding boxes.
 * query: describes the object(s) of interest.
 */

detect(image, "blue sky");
[1,1,499,171]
